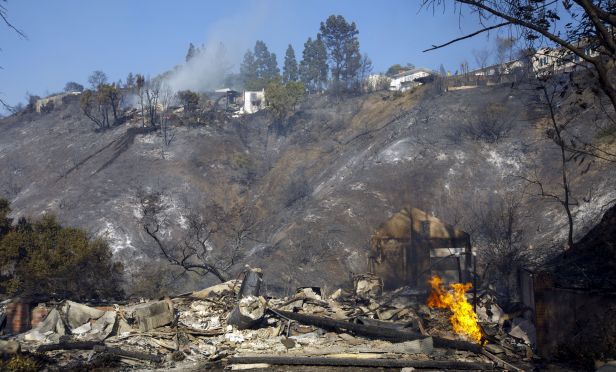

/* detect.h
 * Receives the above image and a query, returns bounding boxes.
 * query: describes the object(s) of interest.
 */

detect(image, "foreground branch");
[423,21,511,52]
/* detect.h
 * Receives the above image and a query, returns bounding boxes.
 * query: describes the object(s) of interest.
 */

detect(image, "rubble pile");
[0,270,536,370]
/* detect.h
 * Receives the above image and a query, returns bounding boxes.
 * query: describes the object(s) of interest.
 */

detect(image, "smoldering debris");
[0,269,535,371]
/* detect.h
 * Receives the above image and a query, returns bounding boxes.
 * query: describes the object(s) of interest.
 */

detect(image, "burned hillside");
[1,81,615,297]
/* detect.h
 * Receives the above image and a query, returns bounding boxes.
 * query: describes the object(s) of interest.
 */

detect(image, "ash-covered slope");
[1,84,614,293]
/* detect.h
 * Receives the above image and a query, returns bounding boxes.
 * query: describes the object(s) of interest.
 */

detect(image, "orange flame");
[427,275,483,344]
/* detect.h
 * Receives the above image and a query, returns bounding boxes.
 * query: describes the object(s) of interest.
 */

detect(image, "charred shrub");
[462,103,513,144]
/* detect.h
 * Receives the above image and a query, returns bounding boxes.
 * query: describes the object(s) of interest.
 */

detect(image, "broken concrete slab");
[85,310,117,340]
[191,280,240,299]
[22,308,66,342]
[476,298,504,323]
[508,318,536,346]
[60,301,105,330]
[353,274,383,298]
[0,340,20,355]
[297,287,322,301]
[128,301,174,332]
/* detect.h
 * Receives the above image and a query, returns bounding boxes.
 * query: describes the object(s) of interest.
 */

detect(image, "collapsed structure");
[369,207,473,291]
[2,206,613,369]
[0,267,533,371]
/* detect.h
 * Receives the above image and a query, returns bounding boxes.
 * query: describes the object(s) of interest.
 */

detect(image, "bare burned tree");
[518,80,581,252]
[138,191,254,283]
[468,192,529,303]
[80,89,111,129]
[136,74,146,127]
[158,83,176,159]
[472,48,490,70]
[145,78,161,128]
[1,0,26,111]
[421,0,616,113]
[459,60,470,82]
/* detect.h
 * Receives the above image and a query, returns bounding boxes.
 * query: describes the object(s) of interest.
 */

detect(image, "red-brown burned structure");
[369,207,473,292]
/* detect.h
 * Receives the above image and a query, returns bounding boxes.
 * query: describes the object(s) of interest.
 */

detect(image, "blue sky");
[2,0,514,107]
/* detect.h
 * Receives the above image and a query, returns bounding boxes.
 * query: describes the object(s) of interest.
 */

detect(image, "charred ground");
[0,82,614,296]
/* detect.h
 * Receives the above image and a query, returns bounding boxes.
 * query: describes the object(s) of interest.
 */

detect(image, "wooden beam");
[229,355,494,369]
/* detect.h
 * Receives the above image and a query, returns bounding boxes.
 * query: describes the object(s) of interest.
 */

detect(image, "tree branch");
[423,21,511,52]
[0,2,26,39]
[455,0,595,64]
[572,0,616,56]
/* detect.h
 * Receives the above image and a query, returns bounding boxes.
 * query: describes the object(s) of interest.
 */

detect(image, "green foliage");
[177,90,200,114]
[265,79,305,121]
[0,198,12,236]
[80,90,104,128]
[283,44,299,83]
[386,64,404,76]
[40,100,54,114]
[254,40,280,80]
[98,83,121,119]
[240,41,280,90]
[80,82,123,129]
[0,199,124,300]
[64,81,84,93]
[240,50,258,87]
[0,355,40,372]
[319,15,361,91]
[231,152,253,168]
[125,72,135,88]
[185,42,197,62]
[88,70,108,90]
[299,36,328,92]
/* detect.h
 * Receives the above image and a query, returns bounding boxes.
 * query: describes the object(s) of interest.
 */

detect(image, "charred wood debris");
[0,269,535,371]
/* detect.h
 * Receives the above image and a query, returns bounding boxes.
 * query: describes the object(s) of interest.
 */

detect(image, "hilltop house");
[242,90,266,114]
[35,92,81,113]
[214,88,241,110]
[389,68,434,92]
[471,60,525,77]
[532,44,598,76]
[365,74,391,92]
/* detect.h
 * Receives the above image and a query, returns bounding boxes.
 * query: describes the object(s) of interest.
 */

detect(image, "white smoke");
[163,3,271,93]
[165,43,233,92]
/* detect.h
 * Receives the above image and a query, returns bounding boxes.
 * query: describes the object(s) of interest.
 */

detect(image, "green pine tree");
[283,44,299,83]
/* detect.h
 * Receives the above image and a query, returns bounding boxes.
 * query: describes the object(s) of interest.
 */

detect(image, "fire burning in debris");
[427,275,483,344]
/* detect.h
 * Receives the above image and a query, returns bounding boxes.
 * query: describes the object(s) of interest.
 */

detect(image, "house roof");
[391,68,435,79]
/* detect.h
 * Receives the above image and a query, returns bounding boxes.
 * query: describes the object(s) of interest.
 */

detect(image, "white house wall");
[243,90,265,114]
